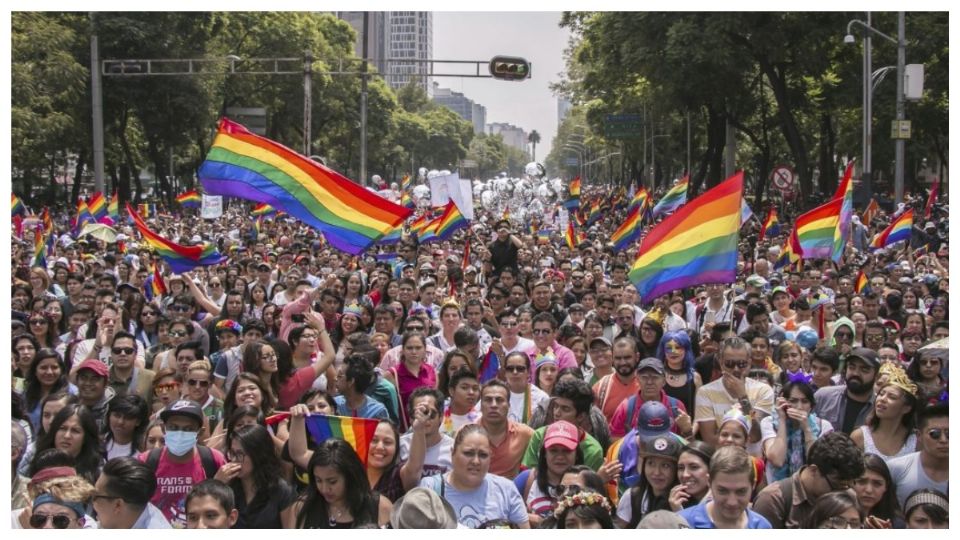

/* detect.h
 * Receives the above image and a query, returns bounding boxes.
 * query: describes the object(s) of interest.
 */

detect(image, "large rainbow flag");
[629,172,742,301]
[12,193,26,216]
[88,192,107,220]
[126,204,225,272]
[870,208,913,250]
[794,197,844,262]
[434,200,469,240]
[628,185,650,219]
[611,207,643,252]
[833,162,855,259]
[198,118,412,254]
[650,176,688,219]
[175,190,202,209]
[305,414,380,466]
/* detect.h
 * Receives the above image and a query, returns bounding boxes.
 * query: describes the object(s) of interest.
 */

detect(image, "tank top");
[862,425,918,461]
[664,377,696,414]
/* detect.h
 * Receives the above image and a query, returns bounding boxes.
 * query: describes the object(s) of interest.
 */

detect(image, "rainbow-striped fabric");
[305,414,380,466]
[650,176,688,219]
[175,190,202,208]
[127,204,225,272]
[870,209,913,250]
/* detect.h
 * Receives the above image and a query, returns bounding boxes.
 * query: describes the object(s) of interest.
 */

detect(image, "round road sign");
[771,165,795,191]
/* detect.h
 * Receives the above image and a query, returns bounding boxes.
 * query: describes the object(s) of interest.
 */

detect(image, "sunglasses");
[723,361,749,370]
[405,326,425,332]
[505,365,528,373]
[927,428,949,441]
[532,328,553,336]
[209,282,222,288]
[141,311,157,317]
[169,305,190,312]
[154,383,180,392]
[168,330,188,337]
[112,347,135,355]
[29,513,74,529]
[187,379,210,388]
[29,319,48,326]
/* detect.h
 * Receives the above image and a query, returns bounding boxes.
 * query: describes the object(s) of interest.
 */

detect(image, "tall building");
[557,96,573,126]
[487,122,529,155]
[336,12,387,74]
[432,83,486,135]
[385,11,433,94]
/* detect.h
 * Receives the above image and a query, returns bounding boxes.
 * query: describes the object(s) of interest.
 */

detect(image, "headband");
[32,493,86,518]
[342,303,365,318]
[553,492,612,519]
[905,491,949,514]
[29,466,78,487]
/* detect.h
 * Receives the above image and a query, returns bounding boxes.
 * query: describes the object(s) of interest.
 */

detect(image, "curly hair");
[807,432,865,481]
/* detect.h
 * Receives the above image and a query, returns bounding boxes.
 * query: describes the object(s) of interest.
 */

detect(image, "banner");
[201,195,223,219]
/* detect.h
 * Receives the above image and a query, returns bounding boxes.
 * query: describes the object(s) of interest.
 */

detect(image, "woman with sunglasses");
[515,420,585,527]
[153,318,193,372]
[906,351,947,404]
[135,304,163,349]
[215,424,297,528]
[15,474,95,529]
[28,311,61,351]
[150,368,181,415]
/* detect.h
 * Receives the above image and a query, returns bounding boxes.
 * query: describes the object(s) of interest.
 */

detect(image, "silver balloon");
[481,190,497,210]
[418,167,428,180]
[412,184,431,203]
[550,177,564,195]
[525,162,546,179]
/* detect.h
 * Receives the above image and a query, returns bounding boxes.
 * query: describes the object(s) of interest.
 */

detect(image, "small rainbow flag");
[400,175,415,209]
[537,228,552,244]
[628,186,650,219]
[611,207,643,252]
[88,192,107,220]
[127,204,226,273]
[870,208,913,250]
[251,202,276,217]
[854,269,868,294]
[305,414,380,466]
[565,220,584,249]
[12,193,26,217]
[74,199,96,234]
[138,203,156,219]
[33,225,47,268]
[253,215,263,238]
[434,200,469,240]
[629,172,742,302]
[773,228,802,271]
[107,192,120,222]
[563,176,581,212]
[41,207,53,235]
[176,190,202,209]
[199,118,412,255]
[478,349,500,384]
[759,208,781,242]
[651,176,688,219]
[862,198,879,228]
[795,196,843,262]
[924,181,939,219]
[834,162,855,258]
[586,199,601,226]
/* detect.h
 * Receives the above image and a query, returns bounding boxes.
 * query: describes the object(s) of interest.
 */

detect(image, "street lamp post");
[846,12,907,204]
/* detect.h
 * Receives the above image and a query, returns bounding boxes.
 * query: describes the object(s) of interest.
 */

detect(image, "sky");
[432,12,572,162]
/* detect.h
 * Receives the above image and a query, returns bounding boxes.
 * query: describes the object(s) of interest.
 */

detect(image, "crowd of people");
[10,178,950,529]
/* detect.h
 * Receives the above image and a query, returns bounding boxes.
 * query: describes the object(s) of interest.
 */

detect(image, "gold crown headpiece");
[878,361,918,397]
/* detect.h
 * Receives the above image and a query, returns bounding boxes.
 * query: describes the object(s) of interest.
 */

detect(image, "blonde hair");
[27,475,95,504]
[188,359,213,374]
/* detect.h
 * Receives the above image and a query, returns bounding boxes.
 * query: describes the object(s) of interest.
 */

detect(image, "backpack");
[144,445,219,481]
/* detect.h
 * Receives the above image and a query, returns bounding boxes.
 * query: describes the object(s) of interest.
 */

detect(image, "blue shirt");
[678,502,772,529]
[334,394,389,420]
[132,503,173,529]
[420,473,529,528]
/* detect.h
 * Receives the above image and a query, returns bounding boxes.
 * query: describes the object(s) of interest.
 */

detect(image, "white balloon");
[418,167,428,179]
[481,190,496,209]
[412,184,431,201]
[427,169,441,180]
[525,162,546,179]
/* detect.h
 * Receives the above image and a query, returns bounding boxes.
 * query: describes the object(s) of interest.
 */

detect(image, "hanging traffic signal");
[489,56,530,81]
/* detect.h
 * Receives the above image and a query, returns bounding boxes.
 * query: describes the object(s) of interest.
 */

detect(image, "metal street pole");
[303,50,313,156]
[863,12,873,199]
[894,11,906,204]
[360,11,369,187]
[90,22,105,194]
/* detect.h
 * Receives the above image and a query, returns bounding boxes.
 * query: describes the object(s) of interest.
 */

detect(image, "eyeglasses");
[226,449,246,462]
[187,379,210,388]
[29,319,48,326]
[168,330,188,337]
[820,516,861,529]
[505,365,528,373]
[154,383,180,393]
[29,513,74,529]
[500,321,518,328]
[723,361,749,370]
[927,428,948,441]
[209,282,222,288]
[532,328,553,336]
[112,347,135,355]
[169,305,190,312]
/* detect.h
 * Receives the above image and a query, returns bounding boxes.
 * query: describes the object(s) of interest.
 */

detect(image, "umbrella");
[78,223,117,243]
[919,337,948,351]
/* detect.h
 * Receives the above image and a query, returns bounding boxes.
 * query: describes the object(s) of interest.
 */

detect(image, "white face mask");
[164,430,198,456]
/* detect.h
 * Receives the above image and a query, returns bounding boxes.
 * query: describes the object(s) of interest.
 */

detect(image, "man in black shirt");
[487,219,522,279]
[813,347,878,434]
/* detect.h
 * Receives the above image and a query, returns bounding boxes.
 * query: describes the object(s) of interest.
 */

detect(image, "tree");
[528,130,541,161]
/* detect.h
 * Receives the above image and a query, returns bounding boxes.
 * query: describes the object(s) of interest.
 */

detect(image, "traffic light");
[489,56,530,81]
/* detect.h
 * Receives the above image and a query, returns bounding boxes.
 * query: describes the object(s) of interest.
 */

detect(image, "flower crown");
[342,303,365,317]
[215,319,243,335]
[878,361,918,397]
[553,492,612,518]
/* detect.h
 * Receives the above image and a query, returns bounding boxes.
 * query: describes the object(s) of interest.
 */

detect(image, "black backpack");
[144,445,219,480]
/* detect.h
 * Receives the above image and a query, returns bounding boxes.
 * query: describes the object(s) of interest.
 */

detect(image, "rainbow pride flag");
[138,203,156,219]
[854,269,868,294]
[107,192,120,222]
[795,196,843,262]
[478,349,500,384]
[88,192,107,220]
[862,197,879,227]
[199,118,412,255]
[773,227,802,271]
[611,207,643,252]
[434,201,469,240]
[651,176,688,219]
[628,186,650,219]
[176,190,202,209]
[400,175,415,209]
[41,207,53,235]
[740,199,754,227]
[251,202,276,217]
[833,162,855,258]
[759,208,780,242]
[12,193,26,216]
[33,225,47,268]
[629,172,742,302]
[304,414,380,466]
[870,208,913,250]
[74,199,96,234]
[126,204,225,272]
[565,220,584,249]
[377,225,402,245]
[563,176,581,212]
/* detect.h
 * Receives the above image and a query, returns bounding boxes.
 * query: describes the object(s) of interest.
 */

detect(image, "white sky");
[433,11,571,162]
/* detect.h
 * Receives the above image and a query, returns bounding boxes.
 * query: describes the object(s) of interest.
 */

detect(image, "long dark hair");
[102,394,150,455]
[32,404,102,483]
[24,349,70,411]
[626,455,678,528]
[866,384,918,433]
[802,490,864,529]
[555,495,616,529]
[536,441,584,497]
[296,439,379,528]
[227,425,284,494]
[224,373,275,419]
[861,453,903,522]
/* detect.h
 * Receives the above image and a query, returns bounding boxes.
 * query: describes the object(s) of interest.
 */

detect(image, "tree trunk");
[757,57,812,204]
[817,112,837,194]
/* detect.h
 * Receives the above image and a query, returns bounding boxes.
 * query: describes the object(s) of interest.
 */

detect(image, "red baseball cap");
[75,359,109,378]
[543,420,579,451]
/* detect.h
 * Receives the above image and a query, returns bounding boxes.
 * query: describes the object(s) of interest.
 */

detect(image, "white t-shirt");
[106,440,134,461]
[508,386,550,424]
[399,432,454,478]
[886,451,949,507]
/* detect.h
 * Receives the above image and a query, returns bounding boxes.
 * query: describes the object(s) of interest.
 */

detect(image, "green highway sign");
[603,113,643,139]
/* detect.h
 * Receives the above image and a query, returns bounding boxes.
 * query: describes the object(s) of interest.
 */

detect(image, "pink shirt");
[138,447,227,528]
[278,366,321,409]
[523,341,578,383]
[380,343,446,372]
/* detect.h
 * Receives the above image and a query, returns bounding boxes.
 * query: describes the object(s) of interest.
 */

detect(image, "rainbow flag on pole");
[305,414,380,466]
[175,190,202,209]
[651,176,688,219]
[12,193,26,216]
[126,204,225,272]
[854,269,869,294]
[794,197,844,262]
[563,176,581,212]
[629,172,742,302]
[628,185,650,219]
[199,118,412,255]
[251,202,276,217]
[478,349,500,384]
[88,192,107,220]
[107,192,120,222]
[611,207,643,252]
[33,225,48,268]
[833,161,855,259]
[434,200,469,240]
[862,197,879,227]
[74,199,96,234]
[758,208,780,242]
[870,208,913,250]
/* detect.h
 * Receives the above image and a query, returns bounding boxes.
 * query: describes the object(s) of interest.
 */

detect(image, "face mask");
[165,430,198,456]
